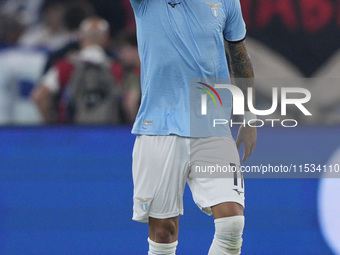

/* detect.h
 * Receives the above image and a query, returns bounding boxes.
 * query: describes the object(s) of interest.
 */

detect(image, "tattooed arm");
[226,40,255,110]
[226,40,257,162]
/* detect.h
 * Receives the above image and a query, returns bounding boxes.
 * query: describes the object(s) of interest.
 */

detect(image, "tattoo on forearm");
[226,41,255,110]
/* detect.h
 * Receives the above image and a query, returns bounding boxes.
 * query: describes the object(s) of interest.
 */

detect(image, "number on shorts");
[231,163,244,189]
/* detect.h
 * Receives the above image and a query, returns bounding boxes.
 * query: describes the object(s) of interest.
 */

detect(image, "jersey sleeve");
[223,0,246,42]
[130,0,148,14]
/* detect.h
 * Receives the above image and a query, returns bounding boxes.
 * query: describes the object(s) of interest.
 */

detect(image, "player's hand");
[236,125,257,163]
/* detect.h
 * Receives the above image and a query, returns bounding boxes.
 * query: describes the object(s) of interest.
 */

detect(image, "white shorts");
[132,135,244,223]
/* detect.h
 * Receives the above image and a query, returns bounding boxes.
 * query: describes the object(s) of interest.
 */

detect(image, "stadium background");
[0,0,340,254]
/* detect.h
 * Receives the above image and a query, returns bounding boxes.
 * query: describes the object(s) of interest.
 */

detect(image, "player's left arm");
[226,40,257,163]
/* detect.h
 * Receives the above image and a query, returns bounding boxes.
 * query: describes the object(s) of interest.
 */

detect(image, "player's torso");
[131,0,232,137]
[135,0,229,84]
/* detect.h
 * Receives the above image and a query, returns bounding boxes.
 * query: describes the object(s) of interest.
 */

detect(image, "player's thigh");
[188,136,244,216]
[211,202,244,219]
[132,135,189,223]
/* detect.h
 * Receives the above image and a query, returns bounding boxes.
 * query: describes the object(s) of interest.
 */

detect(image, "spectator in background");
[0,12,25,48]
[0,15,47,125]
[18,0,69,51]
[117,31,141,124]
[42,1,95,73]
[0,0,44,27]
[33,17,124,125]
[87,0,126,37]
[0,49,47,125]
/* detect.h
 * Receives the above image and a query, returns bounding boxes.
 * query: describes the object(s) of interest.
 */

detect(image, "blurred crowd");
[0,0,339,126]
[0,0,139,125]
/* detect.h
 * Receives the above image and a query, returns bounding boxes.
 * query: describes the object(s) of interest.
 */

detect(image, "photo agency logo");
[196,82,312,127]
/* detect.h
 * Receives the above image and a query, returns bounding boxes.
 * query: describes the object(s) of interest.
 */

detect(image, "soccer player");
[130,0,257,254]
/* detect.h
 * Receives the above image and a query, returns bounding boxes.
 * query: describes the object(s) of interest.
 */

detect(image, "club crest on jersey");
[204,2,222,18]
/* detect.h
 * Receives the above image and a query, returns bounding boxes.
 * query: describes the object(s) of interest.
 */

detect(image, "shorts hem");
[132,210,184,223]
[198,197,245,216]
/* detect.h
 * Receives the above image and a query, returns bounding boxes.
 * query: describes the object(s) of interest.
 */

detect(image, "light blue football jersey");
[130,0,246,137]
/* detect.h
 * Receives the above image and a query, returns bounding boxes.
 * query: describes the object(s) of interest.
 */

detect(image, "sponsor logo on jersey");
[168,2,181,8]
